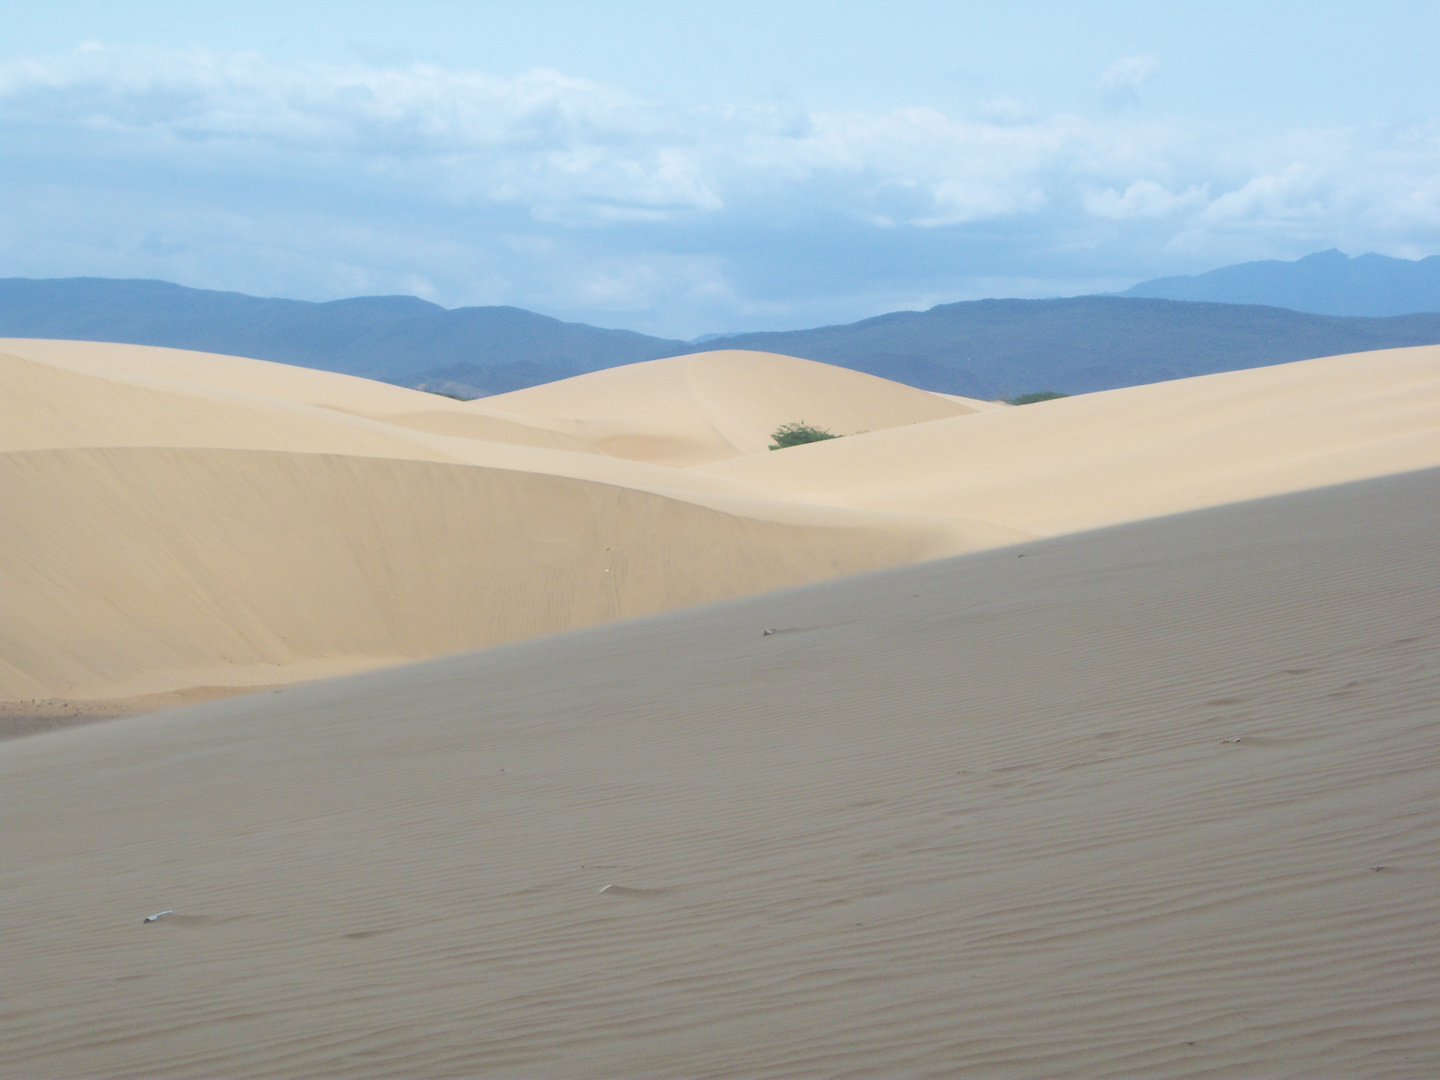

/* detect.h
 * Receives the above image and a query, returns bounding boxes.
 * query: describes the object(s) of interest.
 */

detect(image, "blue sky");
[5,1,1440,336]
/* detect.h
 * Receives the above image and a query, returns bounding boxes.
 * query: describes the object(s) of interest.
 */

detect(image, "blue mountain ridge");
[1119,249,1440,318]
[4,257,1440,399]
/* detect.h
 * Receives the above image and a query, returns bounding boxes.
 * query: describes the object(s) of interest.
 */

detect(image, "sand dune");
[0,444,969,701]
[2,469,1435,1078]
[4,334,1438,1076]
[477,349,973,465]
[0,341,990,704]
[702,344,1440,534]
[2,338,1438,707]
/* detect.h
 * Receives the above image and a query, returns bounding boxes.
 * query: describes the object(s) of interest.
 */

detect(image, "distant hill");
[1119,249,1440,317]
[5,276,1440,400]
[0,278,688,396]
[694,297,1440,398]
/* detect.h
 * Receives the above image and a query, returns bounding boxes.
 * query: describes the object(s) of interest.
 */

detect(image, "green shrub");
[1006,390,1070,405]
[769,422,840,450]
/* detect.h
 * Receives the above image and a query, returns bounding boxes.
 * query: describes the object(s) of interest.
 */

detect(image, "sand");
[0,686,271,740]
[3,335,1438,1076]
[477,350,973,465]
[699,344,1440,533]
[2,469,1436,1077]
[3,338,1438,708]
[0,342,994,704]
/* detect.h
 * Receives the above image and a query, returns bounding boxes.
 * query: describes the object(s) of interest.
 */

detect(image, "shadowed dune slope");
[477,349,973,465]
[3,470,1436,1078]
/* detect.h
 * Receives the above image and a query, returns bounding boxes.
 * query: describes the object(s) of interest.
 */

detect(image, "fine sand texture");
[0,686,268,740]
[3,469,1437,1078]
[2,338,1438,708]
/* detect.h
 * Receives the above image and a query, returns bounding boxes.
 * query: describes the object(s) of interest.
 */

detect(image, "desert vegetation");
[769,421,840,449]
[1007,390,1070,405]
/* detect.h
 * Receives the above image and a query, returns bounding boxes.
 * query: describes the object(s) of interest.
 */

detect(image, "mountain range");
[691,298,1440,399]
[0,277,681,396]
[1119,249,1440,317]
[3,250,1439,399]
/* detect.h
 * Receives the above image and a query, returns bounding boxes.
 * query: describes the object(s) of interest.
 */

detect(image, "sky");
[4,1,1440,337]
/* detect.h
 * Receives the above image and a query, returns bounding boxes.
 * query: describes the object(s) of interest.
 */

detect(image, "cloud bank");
[3,45,1439,335]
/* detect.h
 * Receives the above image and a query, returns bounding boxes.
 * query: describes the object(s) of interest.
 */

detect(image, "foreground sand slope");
[477,349,974,465]
[703,344,1440,534]
[3,470,1436,1078]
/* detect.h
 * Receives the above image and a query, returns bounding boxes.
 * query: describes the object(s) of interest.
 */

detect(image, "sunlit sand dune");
[0,446,961,701]
[0,341,991,706]
[702,344,1440,534]
[0,338,600,455]
[3,470,1436,1077]
[477,349,973,465]
[2,338,1438,710]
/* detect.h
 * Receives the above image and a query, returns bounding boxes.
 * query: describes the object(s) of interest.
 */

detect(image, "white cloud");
[0,47,1145,231]
[3,46,1440,335]
[1086,180,1208,219]
[1094,55,1163,95]
[1202,162,1327,225]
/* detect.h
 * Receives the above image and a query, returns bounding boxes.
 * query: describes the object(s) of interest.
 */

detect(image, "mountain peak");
[1119,249,1440,317]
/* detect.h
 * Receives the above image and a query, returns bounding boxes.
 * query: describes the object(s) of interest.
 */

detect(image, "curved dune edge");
[700,344,1440,534]
[0,447,974,702]
[475,349,973,465]
[1,338,1438,706]
[2,470,1436,1077]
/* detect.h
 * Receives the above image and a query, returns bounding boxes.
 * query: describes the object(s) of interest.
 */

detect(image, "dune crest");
[476,349,972,465]
[702,344,1440,533]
